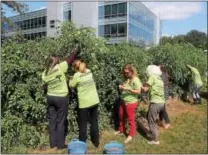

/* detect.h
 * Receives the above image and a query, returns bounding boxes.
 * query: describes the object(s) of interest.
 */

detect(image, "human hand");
[119,85,124,90]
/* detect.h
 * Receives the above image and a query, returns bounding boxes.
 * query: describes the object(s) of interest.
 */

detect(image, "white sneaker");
[114,131,123,135]
[147,140,160,145]
[124,136,133,144]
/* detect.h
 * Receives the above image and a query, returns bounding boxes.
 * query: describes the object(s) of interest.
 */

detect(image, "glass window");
[50,20,55,24]
[111,24,117,37]
[118,23,126,37]
[50,25,55,28]
[111,4,117,17]
[104,25,110,37]
[129,24,134,38]
[99,6,104,18]
[38,17,41,28]
[98,25,104,37]
[42,16,46,26]
[63,11,69,21]
[31,19,34,29]
[138,10,144,25]
[68,10,71,21]
[23,21,26,30]
[105,5,111,18]
[118,3,126,16]
[34,18,38,28]
[50,20,55,28]
[24,20,27,30]
[33,18,36,29]
[28,19,31,29]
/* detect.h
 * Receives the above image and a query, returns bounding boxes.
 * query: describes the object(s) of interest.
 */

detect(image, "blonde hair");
[72,59,87,73]
[122,64,138,78]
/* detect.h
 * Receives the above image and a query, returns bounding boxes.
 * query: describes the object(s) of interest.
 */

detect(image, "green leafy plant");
[1,22,206,153]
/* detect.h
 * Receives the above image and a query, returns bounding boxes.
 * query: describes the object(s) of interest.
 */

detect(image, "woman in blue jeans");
[187,65,203,104]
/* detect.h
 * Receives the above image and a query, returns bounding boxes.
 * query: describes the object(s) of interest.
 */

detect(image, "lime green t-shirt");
[187,65,203,86]
[120,77,142,104]
[42,61,69,97]
[147,75,165,104]
[69,69,99,109]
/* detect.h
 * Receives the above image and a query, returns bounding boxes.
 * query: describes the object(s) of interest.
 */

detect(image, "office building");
[3,1,161,45]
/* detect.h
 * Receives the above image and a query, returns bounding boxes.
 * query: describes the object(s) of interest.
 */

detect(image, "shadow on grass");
[136,117,152,141]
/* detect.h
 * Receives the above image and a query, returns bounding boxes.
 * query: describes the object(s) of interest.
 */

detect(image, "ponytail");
[45,56,59,75]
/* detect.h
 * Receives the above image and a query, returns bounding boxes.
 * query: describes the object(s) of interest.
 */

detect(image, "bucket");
[68,139,86,154]
[103,141,124,154]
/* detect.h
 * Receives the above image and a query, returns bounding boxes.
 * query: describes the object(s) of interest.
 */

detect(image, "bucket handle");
[109,141,120,144]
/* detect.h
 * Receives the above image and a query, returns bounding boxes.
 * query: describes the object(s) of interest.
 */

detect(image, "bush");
[1,22,206,152]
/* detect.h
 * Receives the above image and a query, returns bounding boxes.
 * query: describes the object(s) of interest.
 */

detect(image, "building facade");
[3,1,161,45]
[3,9,47,40]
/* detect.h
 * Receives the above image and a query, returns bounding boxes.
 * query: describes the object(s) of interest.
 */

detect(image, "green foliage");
[160,30,207,50]
[1,22,207,152]
[185,30,207,49]
[148,43,207,96]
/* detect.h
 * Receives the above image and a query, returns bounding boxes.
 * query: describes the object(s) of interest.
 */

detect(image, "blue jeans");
[192,84,201,99]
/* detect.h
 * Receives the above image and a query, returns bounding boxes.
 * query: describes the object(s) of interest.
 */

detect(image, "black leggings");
[78,104,99,147]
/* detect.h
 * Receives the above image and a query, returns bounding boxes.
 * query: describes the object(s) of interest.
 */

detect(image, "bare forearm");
[129,89,141,95]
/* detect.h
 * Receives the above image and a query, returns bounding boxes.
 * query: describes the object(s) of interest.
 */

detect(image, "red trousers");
[119,100,138,137]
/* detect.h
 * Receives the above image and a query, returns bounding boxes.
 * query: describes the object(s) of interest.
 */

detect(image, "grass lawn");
[27,98,207,154]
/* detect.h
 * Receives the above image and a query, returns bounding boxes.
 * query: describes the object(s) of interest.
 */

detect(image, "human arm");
[58,48,80,73]
[66,47,80,65]
[69,74,78,88]
[142,76,154,92]
[120,78,142,95]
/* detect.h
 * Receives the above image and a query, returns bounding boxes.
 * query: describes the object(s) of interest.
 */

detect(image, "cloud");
[142,2,203,20]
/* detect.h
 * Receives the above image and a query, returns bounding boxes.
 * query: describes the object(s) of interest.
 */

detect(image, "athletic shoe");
[114,131,123,135]
[125,136,133,144]
[147,140,160,145]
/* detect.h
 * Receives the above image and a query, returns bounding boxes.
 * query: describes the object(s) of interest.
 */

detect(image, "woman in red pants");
[115,64,142,143]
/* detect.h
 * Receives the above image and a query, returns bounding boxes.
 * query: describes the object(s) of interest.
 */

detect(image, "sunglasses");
[124,71,130,75]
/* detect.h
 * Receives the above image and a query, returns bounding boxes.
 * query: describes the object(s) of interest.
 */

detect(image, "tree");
[172,35,186,44]
[160,36,173,45]
[1,1,28,34]
[185,30,207,49]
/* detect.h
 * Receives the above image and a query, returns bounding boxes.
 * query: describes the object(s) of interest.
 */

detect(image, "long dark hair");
[45,55,59,75]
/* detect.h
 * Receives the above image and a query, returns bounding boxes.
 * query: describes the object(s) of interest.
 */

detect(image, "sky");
[4,1,207,37]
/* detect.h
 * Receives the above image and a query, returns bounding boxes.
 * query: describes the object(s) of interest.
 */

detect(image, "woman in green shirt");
[69,60,100,148]
[42,49,78,149]
[142,65,165,145]
[187,65,203,104]
[115,64,142,144]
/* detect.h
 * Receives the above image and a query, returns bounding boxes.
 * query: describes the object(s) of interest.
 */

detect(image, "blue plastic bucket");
[68,139,86,154]
[103,141,125,154]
